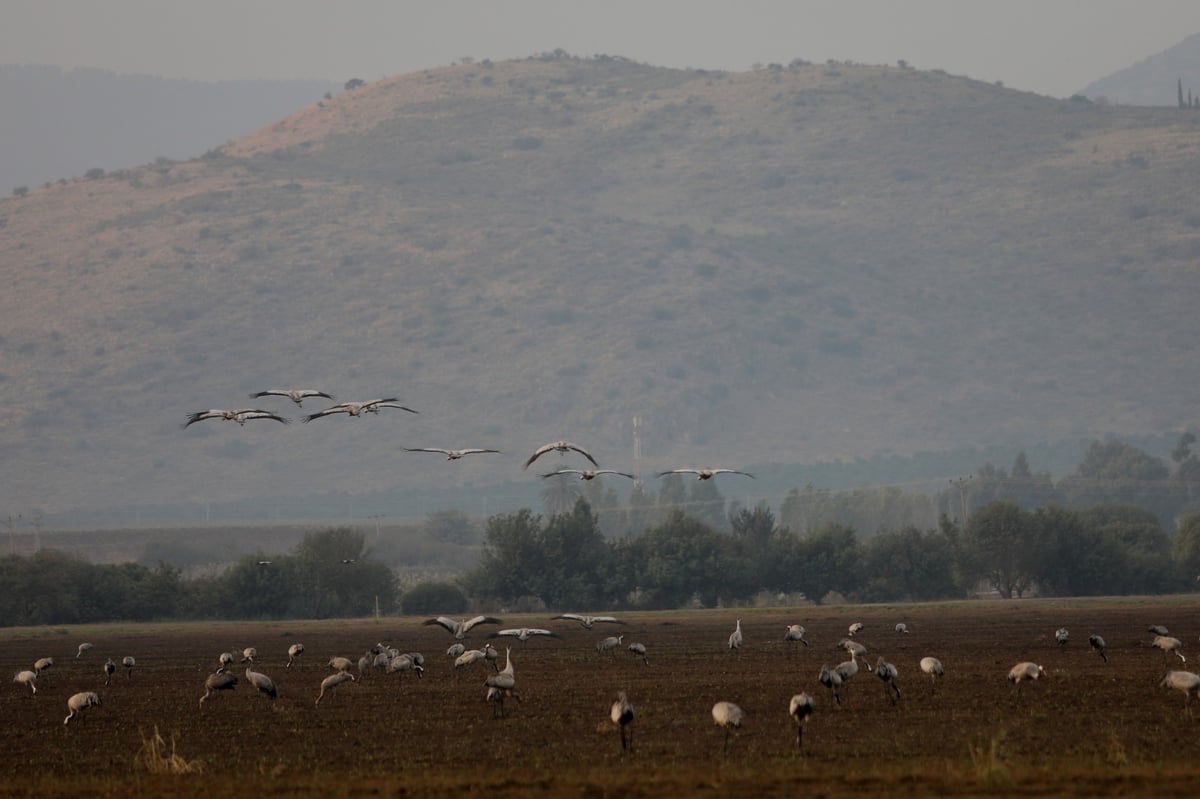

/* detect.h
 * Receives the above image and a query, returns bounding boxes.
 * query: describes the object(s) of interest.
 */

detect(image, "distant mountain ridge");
[0,64,339,192]
[1,54,1198,523]
[1082,32,1200,105]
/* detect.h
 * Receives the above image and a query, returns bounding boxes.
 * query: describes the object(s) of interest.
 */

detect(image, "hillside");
[0,64,340,192]
[2,54,1199,523]
[1082,32,1200,105]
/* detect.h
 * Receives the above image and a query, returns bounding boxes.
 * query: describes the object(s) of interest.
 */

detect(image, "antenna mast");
[632,415,642,486]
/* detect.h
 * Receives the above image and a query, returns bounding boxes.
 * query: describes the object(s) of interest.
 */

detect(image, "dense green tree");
[539,499,610,608]
[1173,512,1200,581]
[859,526,958,602]
[292,527,393,618]
[635,510,748,607]
[795,523,861,603]
[1078,505,1176,594]
[462,509,546,602]
[961,501,1037,598]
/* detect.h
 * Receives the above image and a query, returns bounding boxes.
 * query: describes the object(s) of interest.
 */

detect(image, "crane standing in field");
[13,670,37,695]
[1159,670,1200,717]
[245,665,277,700]
[328,656,354,673]
[834,651,861,700]
[789,692,815,749]
[122,656,135,678]
[596,635,624,655]
[628,642,650,665]
[728,619,743,653]
[103,658,116,687]
[76,643,93,659]
[33,657,53,676]
[875,657,901,704]
[1089,635,1109,663]
[63,692,101,725]
[1152,635,1186,664]
[484,648,519,717]
[819,664,843,705]
[919,656,944,691]
[611,691,635,753]
[286,643,305,668]
[784,624,809,651]
[1007,662,1046,700]
[316,671,356,706]
[712,701,744,756]
[200,669,238,707]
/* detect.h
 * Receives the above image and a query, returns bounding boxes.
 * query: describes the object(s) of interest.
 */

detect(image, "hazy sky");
[7,0,1200,98]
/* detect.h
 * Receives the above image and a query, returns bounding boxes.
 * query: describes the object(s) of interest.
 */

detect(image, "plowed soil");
[4,596,1200,797]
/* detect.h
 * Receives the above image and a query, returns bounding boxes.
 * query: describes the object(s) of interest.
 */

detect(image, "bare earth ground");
[3,596,1200,798]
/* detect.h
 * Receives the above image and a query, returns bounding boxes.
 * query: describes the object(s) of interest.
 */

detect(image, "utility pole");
[632,415,643,487]
[949,476,972,524]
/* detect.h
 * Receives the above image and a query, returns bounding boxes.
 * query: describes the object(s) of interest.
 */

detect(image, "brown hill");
[2,54,1199,519]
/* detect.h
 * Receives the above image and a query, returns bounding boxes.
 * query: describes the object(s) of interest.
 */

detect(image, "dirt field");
[3,596,1200,798]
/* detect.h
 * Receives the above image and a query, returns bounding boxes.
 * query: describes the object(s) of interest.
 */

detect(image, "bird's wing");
[423,617,457,633]
[523,443,556,469]
[567,444,599,466]
[373,403,418,414]
[541,470,582,478]
[526,629,558,637]
[551,614,585,622]
[250,390,286,399]
[491,629,522,637]
[593,617,624,624]
[361,398,400,408]
[657,469,697,476]
[712,469,755,478]
[303,407,346,423]
[405,448,450,454]
[183,410,225,428]
[463,616,501,630]
[459,448,500,455]
[596,470,635,479]
[303,390,335,400]
[240,411,289,424]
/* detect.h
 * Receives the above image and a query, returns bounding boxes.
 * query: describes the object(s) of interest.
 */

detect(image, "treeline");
[545,439,1200,545]
[462,499,1200,609]
[0,528,397,627]
[4,500,1199,627]
[6,438,1200,625]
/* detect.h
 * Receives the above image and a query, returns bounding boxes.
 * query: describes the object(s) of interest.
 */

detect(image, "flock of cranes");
[182,389,757,483]
[15,615,1200,748]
